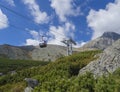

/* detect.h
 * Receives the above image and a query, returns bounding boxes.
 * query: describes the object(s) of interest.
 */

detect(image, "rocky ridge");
[79,39,120,76]
[80,32,120,50]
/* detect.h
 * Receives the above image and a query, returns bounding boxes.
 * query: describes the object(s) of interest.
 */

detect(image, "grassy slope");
[0,50,101,92]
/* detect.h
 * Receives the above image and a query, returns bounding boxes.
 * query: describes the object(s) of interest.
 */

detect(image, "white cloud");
[25,30,48,45]
[23,0,49,24]
[4,0,15,7]
[30,30,39,40]
[25,39,39,45]
[25,22,76,46]
[0,9,9,29]
[25,30,40,45]
[25,22,84,47]
[87,0,120,39]
[50,0,80,22]
[48,22,75,45]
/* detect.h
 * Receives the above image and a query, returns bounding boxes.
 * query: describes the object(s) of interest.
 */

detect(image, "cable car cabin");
[39,41,47,48]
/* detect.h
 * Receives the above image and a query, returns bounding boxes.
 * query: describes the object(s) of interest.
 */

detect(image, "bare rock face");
[79,39,120,77]
[80,32,120,50]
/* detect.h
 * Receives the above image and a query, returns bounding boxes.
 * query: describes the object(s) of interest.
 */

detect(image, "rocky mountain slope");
[31,45,66,61]
[79,39,120,76]
[0,44,67,61]
[0,44,30,60]
[80,32,120,50]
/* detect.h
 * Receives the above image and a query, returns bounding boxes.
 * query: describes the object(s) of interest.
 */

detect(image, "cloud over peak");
[87,0,120,39]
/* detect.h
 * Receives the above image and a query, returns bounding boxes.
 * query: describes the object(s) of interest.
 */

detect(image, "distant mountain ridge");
[0,44,67,61]
[0,44,30,60]
[0,32,120,61]
[80,32,120,50]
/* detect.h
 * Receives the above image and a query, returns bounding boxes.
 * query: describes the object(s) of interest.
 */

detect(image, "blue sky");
[0,0,119,47]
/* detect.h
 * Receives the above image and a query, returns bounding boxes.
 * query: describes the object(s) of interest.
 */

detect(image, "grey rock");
[24,87,33,92]
[0,72,3,76]
[24,78,39,88]
[79,39,120,77]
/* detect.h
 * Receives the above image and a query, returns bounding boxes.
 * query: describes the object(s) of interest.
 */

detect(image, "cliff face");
[79,39,120,76]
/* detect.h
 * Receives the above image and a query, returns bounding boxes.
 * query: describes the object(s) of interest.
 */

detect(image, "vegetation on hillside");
[0,50,101,92]
[0,58,49,74]
[1,50,120,92]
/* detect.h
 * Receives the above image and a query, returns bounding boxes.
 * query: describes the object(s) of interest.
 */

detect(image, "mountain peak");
[80,32,120,50]
[101,32,120,40]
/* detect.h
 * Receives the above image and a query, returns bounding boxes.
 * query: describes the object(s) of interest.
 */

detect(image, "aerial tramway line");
[0,3,77,55]
[39,35,47,48]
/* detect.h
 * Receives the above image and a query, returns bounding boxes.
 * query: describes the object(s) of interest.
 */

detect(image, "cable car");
[39,36,47,48]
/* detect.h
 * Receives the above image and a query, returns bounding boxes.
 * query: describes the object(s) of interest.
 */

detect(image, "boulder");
[24,78,39,88]
[24,87,33,92]
[0,72,3,76]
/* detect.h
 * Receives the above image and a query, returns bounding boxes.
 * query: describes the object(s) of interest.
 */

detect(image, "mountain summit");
[101,32,120,40]
[80,32,120,50]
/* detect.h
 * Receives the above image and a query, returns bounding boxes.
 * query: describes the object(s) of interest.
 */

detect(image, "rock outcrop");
[24,78,39,88]
[24,78,38,92]
[24,87,33,92]
[79,39,120,76]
